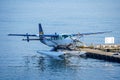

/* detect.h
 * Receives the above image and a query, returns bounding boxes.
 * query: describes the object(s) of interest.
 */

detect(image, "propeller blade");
[26,33,29,42]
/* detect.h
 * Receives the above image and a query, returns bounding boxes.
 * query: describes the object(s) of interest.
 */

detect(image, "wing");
[8,33,37,37]
[42,34,59,37]
[72,31,112,36]
[8,33,59,42]
[8,34,59,37]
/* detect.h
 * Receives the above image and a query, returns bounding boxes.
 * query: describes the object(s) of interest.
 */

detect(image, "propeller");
[69,33,84,49]
[26,33,29,42]
[70,33,83,43]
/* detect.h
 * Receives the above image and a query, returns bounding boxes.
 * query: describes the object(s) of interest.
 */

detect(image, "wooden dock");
[80,48,120,63]
[95,44,120,52]
[61,44,120,63]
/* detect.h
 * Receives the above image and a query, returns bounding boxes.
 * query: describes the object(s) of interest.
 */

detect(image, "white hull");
[37,50,65,60]
[37,50,86,60]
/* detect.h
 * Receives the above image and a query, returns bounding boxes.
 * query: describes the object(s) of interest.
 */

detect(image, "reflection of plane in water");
[8,23,111,60]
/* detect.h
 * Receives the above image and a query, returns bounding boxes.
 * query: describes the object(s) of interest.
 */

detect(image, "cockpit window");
[62,35,68,38]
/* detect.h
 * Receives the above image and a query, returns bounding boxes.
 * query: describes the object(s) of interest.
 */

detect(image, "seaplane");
[8,23,111,60]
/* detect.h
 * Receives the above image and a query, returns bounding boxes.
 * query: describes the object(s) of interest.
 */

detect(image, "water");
[0,0,120,80]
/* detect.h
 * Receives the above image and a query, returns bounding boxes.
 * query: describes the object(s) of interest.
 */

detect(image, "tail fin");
[39,23,44,35]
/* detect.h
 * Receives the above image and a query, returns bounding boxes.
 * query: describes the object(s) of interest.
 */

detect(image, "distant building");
[105,37,114,44]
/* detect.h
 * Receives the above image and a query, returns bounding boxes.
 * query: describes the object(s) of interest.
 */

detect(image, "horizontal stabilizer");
[22,38,41,41]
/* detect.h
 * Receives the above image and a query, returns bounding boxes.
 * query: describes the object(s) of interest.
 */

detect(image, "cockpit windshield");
[62,35,69,39]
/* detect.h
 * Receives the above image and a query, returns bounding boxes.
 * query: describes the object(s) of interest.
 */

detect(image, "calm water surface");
[0,0,120,80]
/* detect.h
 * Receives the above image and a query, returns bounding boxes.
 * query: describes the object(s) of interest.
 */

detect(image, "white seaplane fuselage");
[41,34,74,48]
